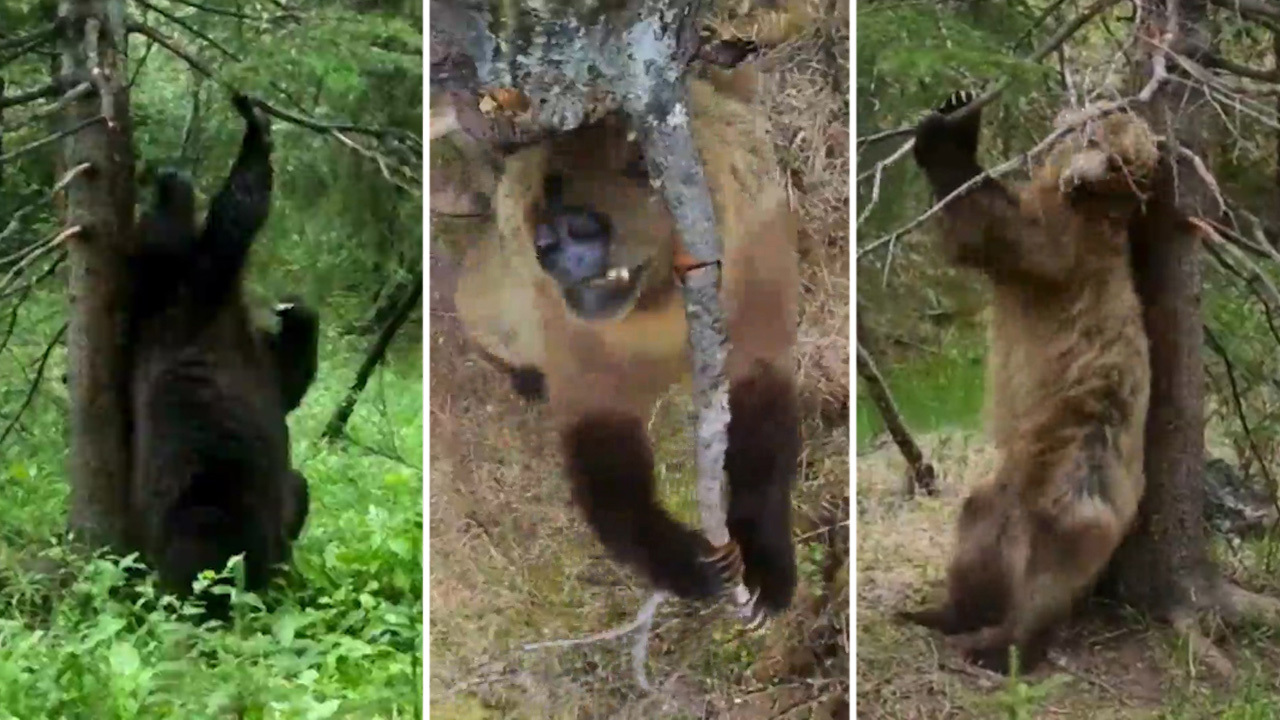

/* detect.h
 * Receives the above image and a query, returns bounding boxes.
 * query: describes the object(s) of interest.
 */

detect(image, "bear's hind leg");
[562,409,728,601]
[157,503,274,620]
[725,359,801,620]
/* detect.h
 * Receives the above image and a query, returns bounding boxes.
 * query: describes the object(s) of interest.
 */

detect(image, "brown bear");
[452,66,802,623]
[896,91,1157,673]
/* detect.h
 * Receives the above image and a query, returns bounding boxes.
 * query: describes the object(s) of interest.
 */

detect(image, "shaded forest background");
[0,0,422,716]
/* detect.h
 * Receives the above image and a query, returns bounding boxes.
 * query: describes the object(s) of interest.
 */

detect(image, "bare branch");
[0,73,94,113]
[857,0,1125,226]
[1176,147,1226,215]
[0,226,81,298]
[1013,0,1076,49]
[1204,53,1280,83]
[161,0,254,19]
[1197,218,1280,322]
[0,205,38,249]
[1204,325,1279,500]
[0,322,68,450]
[856,324,937,498]
[523,591,668,691]
[1201,233,1280,348]
[1208,0,1280,24]
[856,125,913,148]
[944,0,1127,125]
[129,22,421,150]
[0,115,104,164]
[128,35,156,89]
[0,251,67,303]
[0,82,61,111]
[4,82,95,131]
[0,25,58,66]
[136,0,239,61]
[165,0,298,22]
[127,21,218,79]
[0,25,57,53]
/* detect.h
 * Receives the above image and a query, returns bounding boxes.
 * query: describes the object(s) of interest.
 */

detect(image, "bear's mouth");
[576,263,646,291]
[563,261,649,321]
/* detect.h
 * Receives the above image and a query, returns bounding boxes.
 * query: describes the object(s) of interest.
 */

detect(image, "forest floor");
[857,431,1280,719]
[427,6,851,716]
[428,285,849,719]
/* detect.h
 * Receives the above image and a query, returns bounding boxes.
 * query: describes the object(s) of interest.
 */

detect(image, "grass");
[0,293,423,719]
[427,285,850,719]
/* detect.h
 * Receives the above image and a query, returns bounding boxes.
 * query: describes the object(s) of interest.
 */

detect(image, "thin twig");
[128,36,156,89]
[523,591,668,691]
[1205,326,1278,500]
[0,226,81,298]
[0,115,103,164]
[0,322,68,449]
[0,251,66,303]
[128,22,421,149]
[0,26,58,67]
[137,0,240,62]
[0,25,56,53]
[0,81,62,111]
[3,81,93,128]
[162,0,268,20]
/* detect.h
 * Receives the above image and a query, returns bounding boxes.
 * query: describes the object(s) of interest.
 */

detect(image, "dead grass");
[857,431,1280,719]
[427,4,850,718]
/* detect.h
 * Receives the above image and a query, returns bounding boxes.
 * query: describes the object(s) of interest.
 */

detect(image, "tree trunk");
[59,0,136,553]
[1103,0,1219,614]
[1107,155,1214,612]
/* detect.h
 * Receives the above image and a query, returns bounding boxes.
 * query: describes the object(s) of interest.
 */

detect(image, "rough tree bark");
[58,0,136,553]
[1101,0,1280,672]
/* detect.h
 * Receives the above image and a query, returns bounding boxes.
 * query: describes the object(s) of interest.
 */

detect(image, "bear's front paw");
[913,89,984,174]
[937,89,977,116]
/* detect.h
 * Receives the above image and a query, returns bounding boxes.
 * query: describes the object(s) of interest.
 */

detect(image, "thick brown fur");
[454,65,802,620]
[896,92,1154,673]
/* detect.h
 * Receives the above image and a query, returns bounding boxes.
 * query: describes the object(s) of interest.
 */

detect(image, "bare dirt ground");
[427,4,851,718]
[857,431,1280,719]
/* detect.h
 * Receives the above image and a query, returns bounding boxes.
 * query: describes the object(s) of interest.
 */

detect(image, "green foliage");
[857,3,1054,129]
[0,294,422,718]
